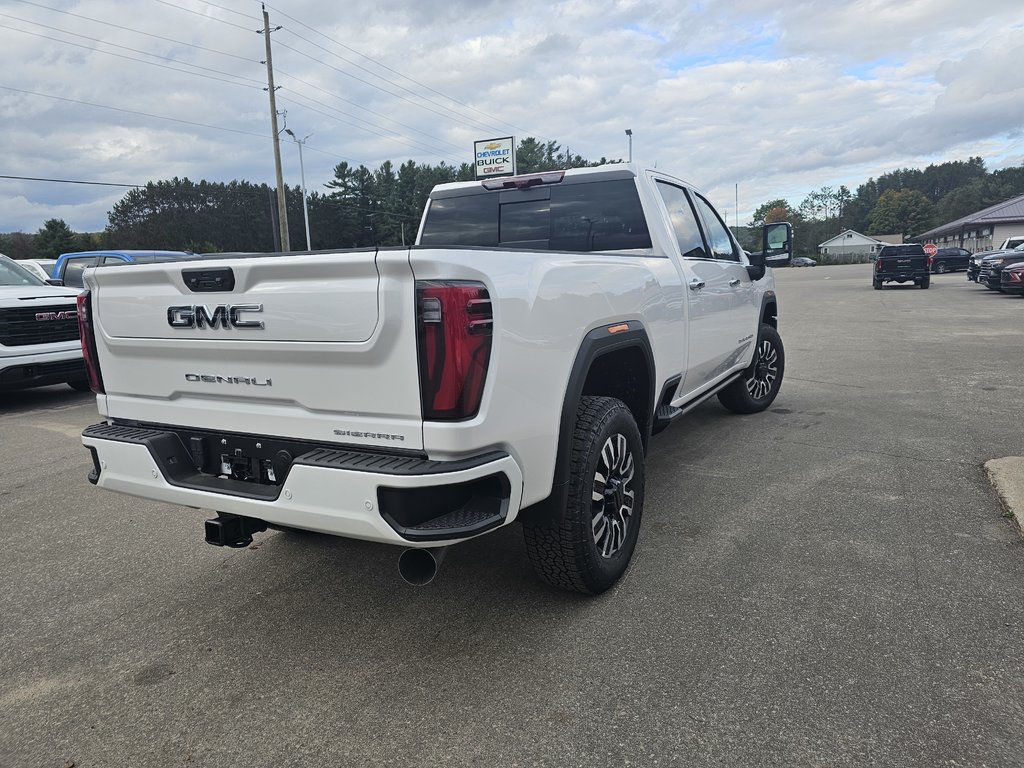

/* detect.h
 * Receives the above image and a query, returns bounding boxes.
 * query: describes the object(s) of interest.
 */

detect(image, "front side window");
[655,182,708,259]
[692,194,739,261]
[0,257,45,286]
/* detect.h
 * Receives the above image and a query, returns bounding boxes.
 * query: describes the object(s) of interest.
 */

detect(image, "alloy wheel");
[591,434,636,558]
[746,338,779,400]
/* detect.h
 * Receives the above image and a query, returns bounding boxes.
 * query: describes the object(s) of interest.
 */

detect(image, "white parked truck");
[79,165,792,593]
[0,255,87,392]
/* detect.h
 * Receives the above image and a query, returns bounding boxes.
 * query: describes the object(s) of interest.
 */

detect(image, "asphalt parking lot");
[2,263,1023,767]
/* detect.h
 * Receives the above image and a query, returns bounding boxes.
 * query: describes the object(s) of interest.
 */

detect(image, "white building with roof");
[818,230,902,262]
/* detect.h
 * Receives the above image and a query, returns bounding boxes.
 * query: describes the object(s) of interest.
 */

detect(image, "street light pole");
[625,128,632,163]
[285,128,313,251]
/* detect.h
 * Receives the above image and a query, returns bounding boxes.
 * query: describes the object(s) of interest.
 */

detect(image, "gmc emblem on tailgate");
[167,304,264,329]
[36,311,76,321]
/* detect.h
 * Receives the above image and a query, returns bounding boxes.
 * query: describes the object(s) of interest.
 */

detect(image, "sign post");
[474,137,515,180]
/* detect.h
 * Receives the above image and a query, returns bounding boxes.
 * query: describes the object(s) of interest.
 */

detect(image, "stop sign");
[924,243,938,257]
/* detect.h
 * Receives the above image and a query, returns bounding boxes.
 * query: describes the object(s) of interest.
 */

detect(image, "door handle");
[729,278,741,287]
[689,278,706,291]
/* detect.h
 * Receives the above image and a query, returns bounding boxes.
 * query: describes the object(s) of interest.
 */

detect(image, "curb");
[984,457,1024,538]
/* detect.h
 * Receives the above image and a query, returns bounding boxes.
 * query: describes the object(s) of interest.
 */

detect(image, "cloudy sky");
[2,0,1023,234]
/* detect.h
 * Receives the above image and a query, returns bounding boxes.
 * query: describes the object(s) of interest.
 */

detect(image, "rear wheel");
[523,396,645,594]
[717,323,785,414]
[920,276,930,289]
[935,262,948,274]
[873,278,882,290]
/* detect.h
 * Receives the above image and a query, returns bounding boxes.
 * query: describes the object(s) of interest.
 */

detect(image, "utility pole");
[285,128,313,251]
[259,4,289,252]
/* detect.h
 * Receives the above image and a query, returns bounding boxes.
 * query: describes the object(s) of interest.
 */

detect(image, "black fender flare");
[520,320,655,525]
[759,290,779,328]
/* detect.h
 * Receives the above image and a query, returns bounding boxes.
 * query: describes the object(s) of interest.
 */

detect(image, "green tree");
[749,199,798,226]
[0,232,34,260]
[33,219,77,259]
[867,189,934,238]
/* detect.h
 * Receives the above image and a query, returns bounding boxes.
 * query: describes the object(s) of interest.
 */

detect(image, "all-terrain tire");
[522,396,645,594]
[873,279,882,290]
[920,276,930,289]
[717,323,785,414]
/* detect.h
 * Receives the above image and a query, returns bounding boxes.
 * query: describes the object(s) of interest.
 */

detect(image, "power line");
[263,1,554,143]
[275,67,467,154]
[269,38,506,140]
[4,23,266,90]
[150,0,258,33]
[15,0,473,164]
[276,92,465,163]
[12,0,254,63]
[0,175,141,188]
[1,85,271,139]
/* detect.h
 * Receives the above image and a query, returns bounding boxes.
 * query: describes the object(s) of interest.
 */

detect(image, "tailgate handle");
[183,267,235,292]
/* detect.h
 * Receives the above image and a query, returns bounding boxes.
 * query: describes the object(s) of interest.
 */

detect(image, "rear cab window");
[420,177,653,252]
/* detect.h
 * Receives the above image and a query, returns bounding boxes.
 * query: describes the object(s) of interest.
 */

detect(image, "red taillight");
[76,291,104,394]
[875,259,883,272]
[416,281,492,420]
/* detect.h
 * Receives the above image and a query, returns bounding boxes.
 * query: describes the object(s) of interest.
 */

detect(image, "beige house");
[919,193,1024,252]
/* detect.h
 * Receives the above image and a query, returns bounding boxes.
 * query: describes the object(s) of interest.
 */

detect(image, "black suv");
[930,247,971,273]
[873,244,930,289]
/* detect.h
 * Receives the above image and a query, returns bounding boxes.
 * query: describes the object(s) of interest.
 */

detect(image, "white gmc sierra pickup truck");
[1,255,87,393]
[79,165,792,593]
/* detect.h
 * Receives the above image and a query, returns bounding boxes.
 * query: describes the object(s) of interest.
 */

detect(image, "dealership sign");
[474,136,515,179]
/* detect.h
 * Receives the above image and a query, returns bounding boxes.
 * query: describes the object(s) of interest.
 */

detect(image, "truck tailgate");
[89,250,425,450]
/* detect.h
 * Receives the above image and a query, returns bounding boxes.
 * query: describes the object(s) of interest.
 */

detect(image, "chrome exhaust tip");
[397,546,448,586]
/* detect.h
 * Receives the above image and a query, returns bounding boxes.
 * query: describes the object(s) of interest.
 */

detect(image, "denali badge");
[167,304,264,329]
[185,374,272,386]
[36,311,76,321]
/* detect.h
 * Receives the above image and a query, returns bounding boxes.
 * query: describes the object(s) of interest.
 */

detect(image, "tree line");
[749,157,1024,256]
[4,139,1024,260]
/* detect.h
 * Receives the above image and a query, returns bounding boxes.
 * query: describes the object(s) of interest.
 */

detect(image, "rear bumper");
[875,271,928,283]
[82,423,523,547]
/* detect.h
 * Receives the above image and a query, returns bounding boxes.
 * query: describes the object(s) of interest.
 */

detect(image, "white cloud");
[0,0,1022,232]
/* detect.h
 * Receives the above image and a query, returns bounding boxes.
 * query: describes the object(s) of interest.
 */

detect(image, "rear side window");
[420,179,652,252]
[61,257,99,287]
[656,182,708,259]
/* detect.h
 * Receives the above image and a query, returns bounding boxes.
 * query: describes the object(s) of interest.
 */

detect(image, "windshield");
[0,256,47,286]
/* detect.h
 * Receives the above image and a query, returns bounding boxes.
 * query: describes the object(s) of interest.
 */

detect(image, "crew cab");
[0,255,86,392]
[873,244,930,289]
[53,250,193,288]
[79,165,792,594]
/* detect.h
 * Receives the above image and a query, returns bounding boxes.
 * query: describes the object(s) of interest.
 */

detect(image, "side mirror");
[745,250,766,281]
[762,222,793,268]
[45,278,64,286]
